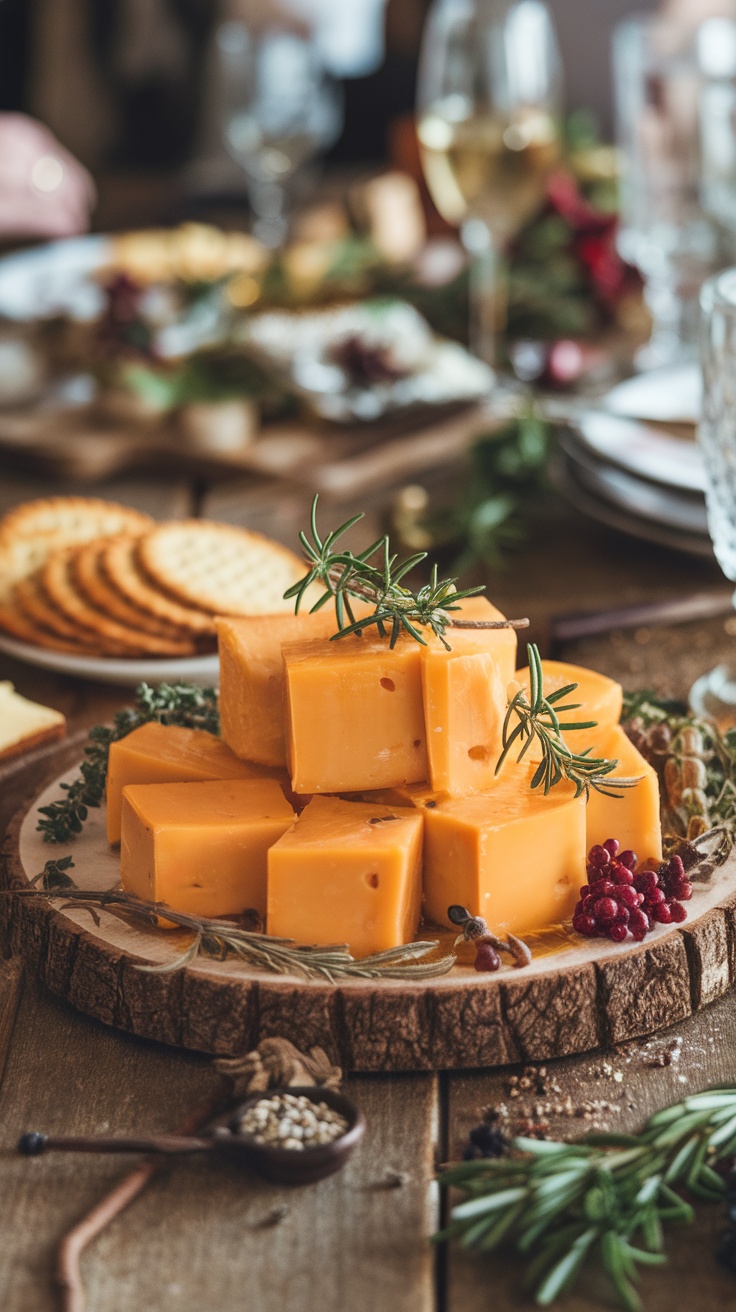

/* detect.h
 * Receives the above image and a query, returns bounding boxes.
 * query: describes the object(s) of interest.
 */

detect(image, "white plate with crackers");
[0,497,312,687]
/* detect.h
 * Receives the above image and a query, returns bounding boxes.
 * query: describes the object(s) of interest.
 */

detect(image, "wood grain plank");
[0,976,439,1312]
[445,991,736,1312]
[0,958,22,1091]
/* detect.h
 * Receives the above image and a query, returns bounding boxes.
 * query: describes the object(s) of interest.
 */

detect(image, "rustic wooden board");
[5,744,736,1072]
[445,990,736,1312]
[0,972,439,1312]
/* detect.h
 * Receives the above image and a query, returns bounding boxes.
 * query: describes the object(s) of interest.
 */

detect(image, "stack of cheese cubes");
[114,597,662,959]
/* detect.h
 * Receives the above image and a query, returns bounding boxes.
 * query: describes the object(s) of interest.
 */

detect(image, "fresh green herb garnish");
[498,644,641,800]
[13,868,456,983]
[438,1085,736,1312]
[37,683,219,844]
[286,495,529,650]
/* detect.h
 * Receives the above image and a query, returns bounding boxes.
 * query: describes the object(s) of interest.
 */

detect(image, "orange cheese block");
[421,603,514,795]
[106,721,279,845]
[283,633,428,794]
[217,609,366,769]
[514,660,623,761]
[120,778,295,920]
[421,762,585,933]
[586,724,662,863]
[267,796,424,957]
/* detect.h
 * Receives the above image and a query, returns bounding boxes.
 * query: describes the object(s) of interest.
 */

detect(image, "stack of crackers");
[0,498,308,660]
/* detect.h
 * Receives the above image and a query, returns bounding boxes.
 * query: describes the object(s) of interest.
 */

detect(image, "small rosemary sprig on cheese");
[11,865,456,983]
[37,683,219,844]
[437,1086,736,1312]
[497,644,642,800]
[285,496,529,651]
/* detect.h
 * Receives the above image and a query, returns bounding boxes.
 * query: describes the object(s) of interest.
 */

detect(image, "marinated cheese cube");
[283,634,428,794]
[586,724,662,862]
[106,721,276,845]
[267,796,424,957]
[120,779,295,919]
[422,762,585,933]
[217,611,349,769]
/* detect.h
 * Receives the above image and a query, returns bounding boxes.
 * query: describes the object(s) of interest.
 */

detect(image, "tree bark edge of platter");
[4,749,736,1072]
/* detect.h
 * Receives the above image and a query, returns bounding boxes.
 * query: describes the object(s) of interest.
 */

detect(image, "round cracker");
[14,574,102,648]
[0,497,153,543]
[73,539,190,643]
[137,520,305,617]
[0,601,95,655]
[100,536,217,635]
[41,546,199,658]
[0,498,154,604]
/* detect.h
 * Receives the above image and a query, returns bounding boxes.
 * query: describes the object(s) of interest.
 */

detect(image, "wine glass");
[613,16,720,371]
[216,20,344,248]
[416,0,563,371]
[692,268,736,722]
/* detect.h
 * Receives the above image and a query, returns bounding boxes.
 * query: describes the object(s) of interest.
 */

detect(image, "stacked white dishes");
[553,364,712,558]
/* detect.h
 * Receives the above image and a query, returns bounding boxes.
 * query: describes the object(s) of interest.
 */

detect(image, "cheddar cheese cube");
[586,724,662,863]
[217,610,351,768]
[421,762,585,933]
[283,634,428,794]
[120,779,295,919]
[106,721,274,845]
[420,597,517,796]
[267,796,423,957]
[516,660,622,744]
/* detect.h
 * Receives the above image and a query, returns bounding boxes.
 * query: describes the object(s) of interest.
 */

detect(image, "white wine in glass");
[417,0,563,368]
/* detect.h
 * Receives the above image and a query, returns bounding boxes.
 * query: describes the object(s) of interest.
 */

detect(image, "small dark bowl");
[222,1086,365,1185]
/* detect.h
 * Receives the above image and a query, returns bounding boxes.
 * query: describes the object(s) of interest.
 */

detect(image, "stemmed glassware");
[693,269,736,721]
[416,0,563,371]
[216,19,344,248]
[613,16,720,371]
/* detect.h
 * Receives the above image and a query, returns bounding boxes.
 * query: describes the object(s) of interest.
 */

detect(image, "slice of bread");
[0,681,66,763]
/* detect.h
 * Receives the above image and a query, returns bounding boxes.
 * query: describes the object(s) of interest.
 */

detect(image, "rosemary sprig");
[437,1085,736,1312]
[497,644,642,800]
[37,683,220,844]
[10,864,456,983]
[285,495,529,651]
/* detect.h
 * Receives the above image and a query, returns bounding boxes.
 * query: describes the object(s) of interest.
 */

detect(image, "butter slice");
[0,681,65,763]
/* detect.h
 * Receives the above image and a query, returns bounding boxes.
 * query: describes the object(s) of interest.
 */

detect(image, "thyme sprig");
[11,864,456,983]
[37,683,220,845]
[498,644,642,800]
[437,1085,736,1312]
[285,495,529,651]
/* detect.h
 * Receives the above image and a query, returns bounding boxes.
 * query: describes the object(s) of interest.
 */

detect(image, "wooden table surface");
[2,462,736,1312]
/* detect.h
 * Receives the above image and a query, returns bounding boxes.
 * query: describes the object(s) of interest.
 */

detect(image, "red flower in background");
[546,169,635,308]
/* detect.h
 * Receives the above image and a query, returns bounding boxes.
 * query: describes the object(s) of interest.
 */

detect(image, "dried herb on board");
[437,1086,736,1312]
[623,689,736,843]
[36,683,219,845]
[10,863,456,983]
[285,495,530,651]
[499,644,642,800]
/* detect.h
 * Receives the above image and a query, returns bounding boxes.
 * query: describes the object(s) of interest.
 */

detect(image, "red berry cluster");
[572,839,692,944]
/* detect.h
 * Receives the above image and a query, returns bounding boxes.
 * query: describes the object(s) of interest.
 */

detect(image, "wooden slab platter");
[3,737,736,1073]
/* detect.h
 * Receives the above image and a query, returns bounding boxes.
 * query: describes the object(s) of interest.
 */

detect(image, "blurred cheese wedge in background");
[120,779,295,920]
[268,796,423,957]
[0,681,65,763]
[284,634,428,794]
[586,724,662,864]
[421,762,585,933]
[217,608,370,770]
[106,721,283,845]
[421,598,516,795]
